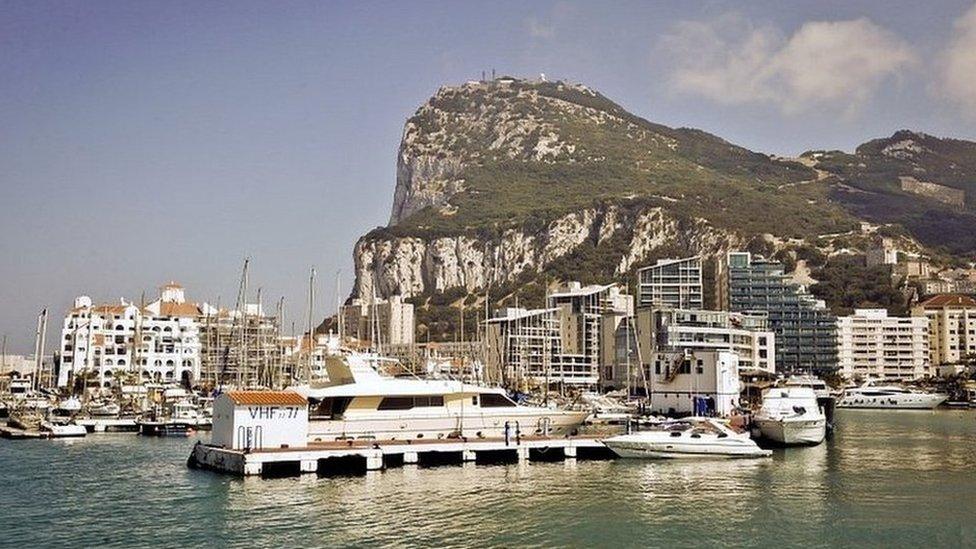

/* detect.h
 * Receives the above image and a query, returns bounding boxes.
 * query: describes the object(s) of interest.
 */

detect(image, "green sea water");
[1,410,974,548]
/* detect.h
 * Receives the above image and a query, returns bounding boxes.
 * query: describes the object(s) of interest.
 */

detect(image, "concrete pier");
[188,436,614,478]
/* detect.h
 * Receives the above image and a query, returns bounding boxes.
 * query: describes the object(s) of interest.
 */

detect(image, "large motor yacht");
[601,417,771,459]
[293,353,588,442]
[754,387,826,445]
[837,381,947,409]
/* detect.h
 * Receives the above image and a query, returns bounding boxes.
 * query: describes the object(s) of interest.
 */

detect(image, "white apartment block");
[836,309,930,381]
[58,283,203,388]
[341,295,415,347]
[912,294,976,369]
[637,256,704,310]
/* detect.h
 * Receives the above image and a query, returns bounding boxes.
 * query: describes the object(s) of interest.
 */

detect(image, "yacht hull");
[755,417,825,445]
[308,410,587,442]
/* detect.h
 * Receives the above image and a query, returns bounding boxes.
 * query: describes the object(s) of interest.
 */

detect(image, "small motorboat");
[754,387,826,446]
[40,421,87,438]
[602,417,771,459]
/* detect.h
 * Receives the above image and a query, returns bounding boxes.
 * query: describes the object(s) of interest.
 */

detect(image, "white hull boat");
[755,417,825,445]
[40,421,87,438]
[602,418,771,459]
[294,353,588,442]
[755,387,826,446]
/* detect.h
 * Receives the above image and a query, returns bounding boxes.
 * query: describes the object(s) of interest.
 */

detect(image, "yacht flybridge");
[837,381,947,410]
[292,353,588,442]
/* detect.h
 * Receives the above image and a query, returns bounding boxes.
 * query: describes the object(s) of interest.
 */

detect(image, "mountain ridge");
[350,77,975,340]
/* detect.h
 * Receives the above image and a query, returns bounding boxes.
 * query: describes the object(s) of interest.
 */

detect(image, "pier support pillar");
[563,445,577,459]
[516,447,529,461]
[365,453,384,471]
[243,461,262,476]
[403,452,419,465]
[300,459,318,474]
[462,449,477,462]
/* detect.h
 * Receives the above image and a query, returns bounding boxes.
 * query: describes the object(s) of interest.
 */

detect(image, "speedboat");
[754,387,826,445]
[601,417,772,459]
[293,352,588,442]
[837,381,947,409]
[40,421,87,438]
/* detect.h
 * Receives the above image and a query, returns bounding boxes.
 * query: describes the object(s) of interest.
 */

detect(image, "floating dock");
[188,435,615,477]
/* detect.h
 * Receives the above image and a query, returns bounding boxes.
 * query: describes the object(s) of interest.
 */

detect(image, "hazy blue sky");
[3,1,976,352]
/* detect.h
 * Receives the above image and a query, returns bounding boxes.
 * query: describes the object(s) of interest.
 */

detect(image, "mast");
[334,270,343,340]
[306,267,315,384]
[276,296,284,389]
[256,286,264,387]
[235,258,250,388]
[32,309,46,391]
[1,334,6,382]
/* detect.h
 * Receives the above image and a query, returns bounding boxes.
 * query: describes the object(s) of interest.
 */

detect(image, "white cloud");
[938,3,976,117]
[660,14,917,115]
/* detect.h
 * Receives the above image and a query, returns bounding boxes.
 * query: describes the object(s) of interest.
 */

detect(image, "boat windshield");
[311,397,353,419]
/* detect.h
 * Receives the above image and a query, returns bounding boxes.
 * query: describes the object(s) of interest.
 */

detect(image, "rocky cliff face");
[356,202,742,300]
[353,78,974,308]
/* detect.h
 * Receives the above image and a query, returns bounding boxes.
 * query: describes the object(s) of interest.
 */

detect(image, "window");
[377,396,414,410]
[479,393,516,407]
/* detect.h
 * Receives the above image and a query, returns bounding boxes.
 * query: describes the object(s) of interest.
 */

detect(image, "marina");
[2,410,974,547]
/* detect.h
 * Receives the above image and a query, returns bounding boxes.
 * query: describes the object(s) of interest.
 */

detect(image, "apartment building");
[636,256,704,310]
[912,294,976,369]
[836,309,930,381]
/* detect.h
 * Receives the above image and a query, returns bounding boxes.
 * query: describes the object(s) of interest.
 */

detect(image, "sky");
[2,0,976,353]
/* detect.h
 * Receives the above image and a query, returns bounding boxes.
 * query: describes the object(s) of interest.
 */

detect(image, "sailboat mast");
[32,309,46,391]
[306,267,315,384]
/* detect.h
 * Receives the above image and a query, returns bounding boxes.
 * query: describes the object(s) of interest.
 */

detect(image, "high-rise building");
[836,309,930,381]
[912,294,976,370]
[637,256,704,310]
[340,295,415,347]
[721,252,838,373]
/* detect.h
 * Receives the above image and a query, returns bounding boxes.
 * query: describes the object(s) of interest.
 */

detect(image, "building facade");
[198,303,280,388]
[483,282,632,388]
[637,256,704,310]
[340,295,415,347]
[646,350,741,417]
[58,283,203,388]
[912,294,976,369]
[836,309,931,381]
[722,252,838,373]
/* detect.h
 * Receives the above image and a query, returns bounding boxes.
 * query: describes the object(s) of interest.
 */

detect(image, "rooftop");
[918,294,976,308]
[224,391,308,406]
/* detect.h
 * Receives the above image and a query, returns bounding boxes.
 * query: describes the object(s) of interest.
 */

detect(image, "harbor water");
[1,410,974,548]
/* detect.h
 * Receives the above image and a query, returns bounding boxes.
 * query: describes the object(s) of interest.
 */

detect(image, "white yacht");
[837,381,947,409]
[293,353,588,442]
[754,387,826,445]
[601,417,772,459]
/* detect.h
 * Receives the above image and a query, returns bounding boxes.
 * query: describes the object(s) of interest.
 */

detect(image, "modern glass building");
[637,256,704,310]
[723,252,838,373]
